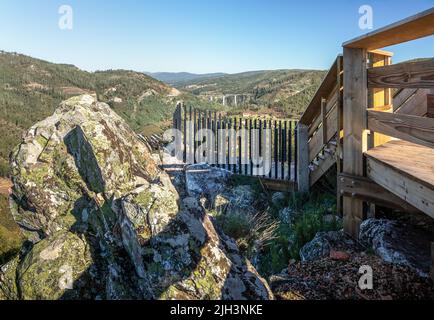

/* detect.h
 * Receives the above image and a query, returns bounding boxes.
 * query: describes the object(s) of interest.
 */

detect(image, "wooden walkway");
[296,7,434,279]
[365,140,434,218]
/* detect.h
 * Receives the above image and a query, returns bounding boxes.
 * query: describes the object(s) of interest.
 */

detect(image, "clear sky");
[0,0,433,73]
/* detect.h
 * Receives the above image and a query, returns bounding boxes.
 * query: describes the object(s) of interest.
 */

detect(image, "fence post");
[342,46,368,240]
[296,123,309,193]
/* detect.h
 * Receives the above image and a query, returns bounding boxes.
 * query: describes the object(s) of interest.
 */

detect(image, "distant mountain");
[144,72,227,85]
[177,69,327,118]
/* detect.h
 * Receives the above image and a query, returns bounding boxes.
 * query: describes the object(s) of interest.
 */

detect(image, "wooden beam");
[310,149,336,187]
[431,243,434,281]
[367,59,434,89]
[395,89,429,116]
[343,8,434,50]
[338,173,420,213]
[336,56,343,216]
[393,88,418,112]
[367,52,393,149]
[297,124,309,193]
[308,86,338,137]
[321,98,327,145]
[342,47,367,239]
[308,105,337,162]
[300,56,340,125]
[366,157,434,219]
[259,178,297,193]
[428,94,434,118]
[367,110,434,149]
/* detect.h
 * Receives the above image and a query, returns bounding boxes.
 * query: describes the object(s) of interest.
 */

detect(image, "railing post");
[336,55,344,216]
[342,47,368,239]
[321,98,327,145]
[296,123,309,193]
[427,94,434,118]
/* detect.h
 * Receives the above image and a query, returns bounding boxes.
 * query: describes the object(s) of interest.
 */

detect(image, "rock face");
[0,95,273,300]
[299,231,356,262]
[185,163,257,215]
[359,218,432,277]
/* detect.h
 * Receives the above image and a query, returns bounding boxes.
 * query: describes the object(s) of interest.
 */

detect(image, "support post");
[366,51,393,218]
[431,242,434,281]
[336,55,344,216]
[321,98,327,145]
[342,47,368,239]
[428,94,434,118]
[296,123,309,193]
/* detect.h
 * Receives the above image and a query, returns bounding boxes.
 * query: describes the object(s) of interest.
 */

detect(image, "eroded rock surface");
[0,95,273,300]
[359,218,432,277]
[185,163,258,215]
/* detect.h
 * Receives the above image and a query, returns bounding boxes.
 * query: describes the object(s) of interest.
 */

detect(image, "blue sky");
[0,0,433,73]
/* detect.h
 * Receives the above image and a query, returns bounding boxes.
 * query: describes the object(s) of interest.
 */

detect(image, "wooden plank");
[296,124,309,193]
[343,8,434,50]
[300,56,340,125]
[367,59,434,89]
[366,156,434,219]
[308,105,337,161]
[260,177,297,192]
[395,89,429,116]
[393,88,418,112]
[308,84,339,137]
[310,150,336,186]
[368,52,393,149]
[342,47,367,239]
[431,242,434,281]
[428,94,434,118]
[321,98,327,145]
[338,173,420,213]
[365,140,434,189]
[336,55,343,216]
[367,110,434,149]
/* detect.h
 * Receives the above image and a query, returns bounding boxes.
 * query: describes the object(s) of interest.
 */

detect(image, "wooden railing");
[297,56,343,192]
[341,7,434,238]
[173,104,298,185]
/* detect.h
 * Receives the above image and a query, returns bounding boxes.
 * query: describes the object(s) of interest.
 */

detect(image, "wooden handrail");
[367,59,434,89]
[299,55,341,125]
[343,7,434,50]
[367,110,434,149]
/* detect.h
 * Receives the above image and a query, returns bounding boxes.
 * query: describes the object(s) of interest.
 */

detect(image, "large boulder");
[0,95,273,300]
[359,218,432,277]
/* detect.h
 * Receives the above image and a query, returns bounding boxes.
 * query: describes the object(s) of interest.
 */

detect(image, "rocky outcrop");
[0,95,273,300]
[299,231,356,262]
[359,218,432,277]
[185,163,258,215]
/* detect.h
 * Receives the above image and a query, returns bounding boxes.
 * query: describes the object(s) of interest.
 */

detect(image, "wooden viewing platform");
[297,7,434,279]
[172,7,434,279]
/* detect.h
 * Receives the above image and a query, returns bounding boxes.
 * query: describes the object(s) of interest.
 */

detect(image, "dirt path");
[0,178,12,195]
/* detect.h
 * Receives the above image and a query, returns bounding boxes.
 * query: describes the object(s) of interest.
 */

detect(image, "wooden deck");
[365,140,434,218]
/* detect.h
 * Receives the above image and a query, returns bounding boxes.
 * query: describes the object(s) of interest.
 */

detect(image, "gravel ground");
[270,252,434,300]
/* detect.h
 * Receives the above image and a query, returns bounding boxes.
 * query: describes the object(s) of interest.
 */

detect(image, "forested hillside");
[0,51,220,176]
[176,69,326,118]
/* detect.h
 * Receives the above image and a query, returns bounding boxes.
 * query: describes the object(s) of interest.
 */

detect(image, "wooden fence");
[173,104,298,182]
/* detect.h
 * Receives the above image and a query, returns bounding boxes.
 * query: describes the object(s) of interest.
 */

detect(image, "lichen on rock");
[0,95,272,300]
